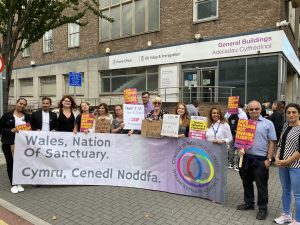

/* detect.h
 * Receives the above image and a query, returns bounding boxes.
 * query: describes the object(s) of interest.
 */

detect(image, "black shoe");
[256,209,268,220]
[237,204,255,210]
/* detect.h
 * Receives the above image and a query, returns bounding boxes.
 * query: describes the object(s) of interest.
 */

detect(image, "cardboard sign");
[124,88,138,104]
[123,104,144,130]
[16,123,31,131]
[161,114,180,137]
[228,96,239,114]
[80,113,94,132]
[234,119,257,149]
[95,118,111,133]
[141,120,162,138]
[188,116,207,140]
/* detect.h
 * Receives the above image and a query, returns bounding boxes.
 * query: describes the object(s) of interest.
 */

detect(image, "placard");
[80,113,94,132]
[161,114,180,137]
[16,123,31,131]
[234,119,257,149]
[189,116,207,140]
[141,120,162,138]
[123,104,144,130]
[95,118,111,133]
[228,96,239,114]
[124,88,138,104]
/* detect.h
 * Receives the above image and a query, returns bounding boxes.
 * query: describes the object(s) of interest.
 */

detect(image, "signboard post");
[0,55,5,116]
[68,72,82,98]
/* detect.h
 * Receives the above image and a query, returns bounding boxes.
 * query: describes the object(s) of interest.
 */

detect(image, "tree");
[0,0,113,113]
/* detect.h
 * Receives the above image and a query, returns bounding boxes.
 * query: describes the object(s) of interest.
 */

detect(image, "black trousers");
[1,144,13,185]
[239,155,269,210]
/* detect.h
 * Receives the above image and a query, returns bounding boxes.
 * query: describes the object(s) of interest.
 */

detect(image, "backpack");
[228,113,239,137]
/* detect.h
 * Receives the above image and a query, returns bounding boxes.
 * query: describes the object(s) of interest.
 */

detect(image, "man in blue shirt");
[142,91,154,118]
[237,100,277,220]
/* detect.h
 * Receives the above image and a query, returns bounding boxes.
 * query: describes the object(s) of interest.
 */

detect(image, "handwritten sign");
[161,114,180,137]
[95,118,111,133]
[234,119,257,149]
[16,123,31,131]
[123,104,144,130]
[124,88,138,104]
[188,116,207,140]
[141,120,162,138]
[80,113,94,132]
[228,96,239,114]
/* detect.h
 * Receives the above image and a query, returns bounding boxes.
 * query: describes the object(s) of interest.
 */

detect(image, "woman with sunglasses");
[0,98,31,193]
[146,97,168,120]
[206,106,232,144]
[274,103,300,225]
[175,102,190,138]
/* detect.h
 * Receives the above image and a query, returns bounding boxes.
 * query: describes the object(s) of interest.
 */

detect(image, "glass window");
[64,73,85,95]
[193,0,218,22]
[9,80,14,97]
[40,76,56,96]
[43,30,53,53]
[247,56,278,103]
[219,59,246,104]
[19,78,33,96]
[99,0,159,40]
[100,67,158,93]
[68,22,80,48]
[22,40,30,57]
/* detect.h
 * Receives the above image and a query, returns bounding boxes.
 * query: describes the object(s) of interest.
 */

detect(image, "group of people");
[0,93,299,225]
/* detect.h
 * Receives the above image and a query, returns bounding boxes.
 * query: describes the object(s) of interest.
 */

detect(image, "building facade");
[10,0,300,108]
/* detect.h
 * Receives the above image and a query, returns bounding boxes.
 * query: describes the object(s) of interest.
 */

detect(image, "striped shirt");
[278,124,300,168]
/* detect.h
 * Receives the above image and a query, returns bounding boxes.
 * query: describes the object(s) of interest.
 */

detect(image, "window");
[9,80,14,97]
[40,76,56,96]
[100,0,160,41]
[22,40,30,57]
[64,73,85,95]
[101,67,158,93]
[19,78,33,97]
[193,0,218,23]
[68,23,80,48]
[43,30,53,53]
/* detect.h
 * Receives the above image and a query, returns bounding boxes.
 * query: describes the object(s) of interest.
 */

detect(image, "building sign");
[69,72,82,87]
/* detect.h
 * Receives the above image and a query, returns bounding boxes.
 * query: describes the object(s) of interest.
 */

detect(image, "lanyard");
[212,122,221,139]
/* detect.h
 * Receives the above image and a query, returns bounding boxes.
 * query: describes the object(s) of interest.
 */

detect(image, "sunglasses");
[249,108,260,111]
[153,102,161,105]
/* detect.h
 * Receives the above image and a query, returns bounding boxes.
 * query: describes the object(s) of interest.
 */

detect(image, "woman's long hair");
[207,106,225,128]
[58,95,76,113]
[175,102,190,127]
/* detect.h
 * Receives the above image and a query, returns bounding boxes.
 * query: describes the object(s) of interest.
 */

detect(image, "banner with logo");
[13,131,227,204]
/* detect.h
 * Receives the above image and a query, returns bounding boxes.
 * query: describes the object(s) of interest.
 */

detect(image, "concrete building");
[10,0,300,108]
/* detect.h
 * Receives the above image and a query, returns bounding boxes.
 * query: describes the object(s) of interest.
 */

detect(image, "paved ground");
[0,152,290,225]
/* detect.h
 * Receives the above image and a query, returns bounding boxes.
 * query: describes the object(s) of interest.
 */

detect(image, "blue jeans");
[279,167,300,222]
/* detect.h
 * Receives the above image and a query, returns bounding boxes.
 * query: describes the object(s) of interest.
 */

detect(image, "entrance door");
[200,69,216,102]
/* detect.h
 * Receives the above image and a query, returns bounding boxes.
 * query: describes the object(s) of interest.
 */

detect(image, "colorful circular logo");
[177,147,215,188]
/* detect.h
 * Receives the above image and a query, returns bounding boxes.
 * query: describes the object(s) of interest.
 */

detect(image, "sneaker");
[228,164,233,169]
[234,166,239,171]
[10,186,19,194]
[16,185,24,192]
[237,204,254,210]
[274,213,292,224]
[288,220,300,225]
[256,209,268,220]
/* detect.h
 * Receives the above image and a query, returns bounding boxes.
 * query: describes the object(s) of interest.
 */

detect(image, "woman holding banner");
[175,103,190,138]
[274,103,300,225]
[146,97,167,121]
[92,103,113,133]
[111,104,133,135]
[206,106,232,144]
[0,98,31,193]
[73,102,93,133]
[56,95,78,132]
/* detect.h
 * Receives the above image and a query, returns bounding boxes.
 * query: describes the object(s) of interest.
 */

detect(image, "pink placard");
[234,119,257,149]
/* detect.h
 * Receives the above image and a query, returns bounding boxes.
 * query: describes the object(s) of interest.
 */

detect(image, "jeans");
[279,167,300,222]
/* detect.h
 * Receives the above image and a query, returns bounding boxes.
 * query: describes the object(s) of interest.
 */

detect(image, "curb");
[0,198,52,225]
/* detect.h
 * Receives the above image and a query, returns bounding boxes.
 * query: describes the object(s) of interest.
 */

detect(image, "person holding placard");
[205,106,232,145]
[274,103,300,225]
[73,102,94,134]
[175,102,190,138]
[92,103,112,133]
[0,98,31,193]
[111,104,133,135]
[146,97,168,121]
[55,95,78,132]
[237,100,276,220]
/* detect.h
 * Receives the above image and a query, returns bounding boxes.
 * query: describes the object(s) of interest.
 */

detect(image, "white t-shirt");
[14,115,26,127]
[42,111,50,132]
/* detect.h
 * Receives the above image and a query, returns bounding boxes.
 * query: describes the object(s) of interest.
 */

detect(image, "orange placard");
[124,88,138,104]
[228,96,239,114]
[16,123,31,131]
[80,113,94,132]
